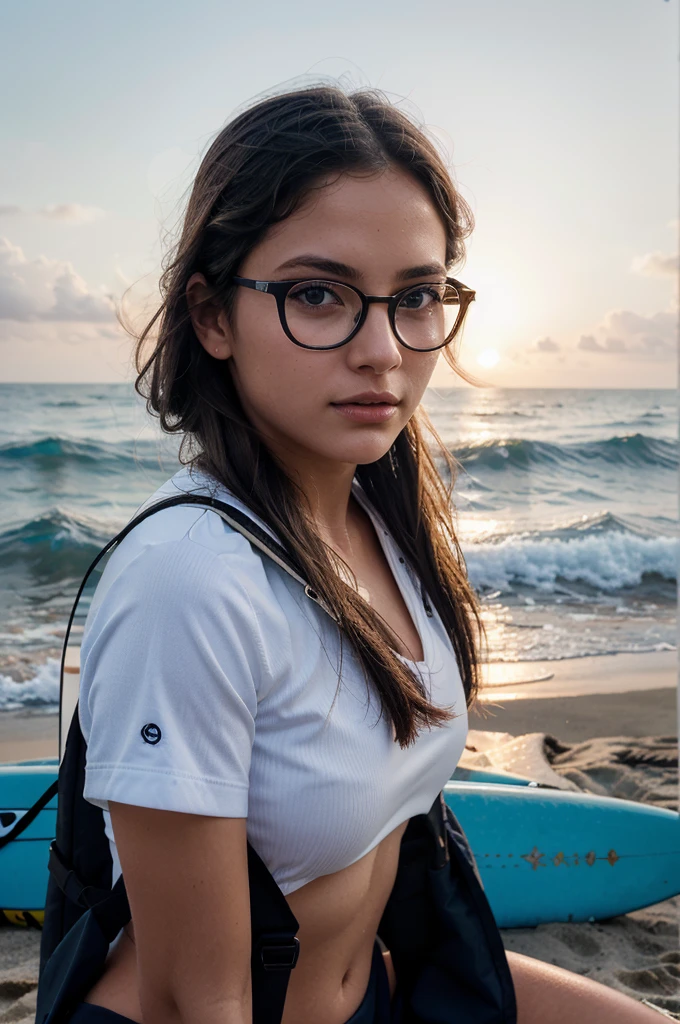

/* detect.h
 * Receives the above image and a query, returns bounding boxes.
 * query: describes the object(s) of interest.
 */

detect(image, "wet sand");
[478,650,677,701]
[0,710,57,763]
[471,687,677,743]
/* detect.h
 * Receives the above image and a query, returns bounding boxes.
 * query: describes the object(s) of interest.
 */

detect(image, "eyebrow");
[273,254,447,282]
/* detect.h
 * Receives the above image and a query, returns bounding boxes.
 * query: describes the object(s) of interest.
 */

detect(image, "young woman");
[71,85,662,1024]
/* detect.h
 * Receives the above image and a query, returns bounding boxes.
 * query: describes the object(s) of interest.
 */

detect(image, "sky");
[0,0,677,387]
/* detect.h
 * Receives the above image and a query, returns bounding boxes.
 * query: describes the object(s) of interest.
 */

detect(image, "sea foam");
[0,658,60,710]
[464,531,678,594]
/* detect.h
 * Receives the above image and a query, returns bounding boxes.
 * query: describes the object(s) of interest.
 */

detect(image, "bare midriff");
[82,817,407,1023]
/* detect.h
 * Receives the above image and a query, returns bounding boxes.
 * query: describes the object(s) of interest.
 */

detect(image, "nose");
[345,301,403,373]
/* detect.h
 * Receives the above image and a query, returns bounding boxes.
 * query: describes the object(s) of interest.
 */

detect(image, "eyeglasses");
[230,275,476,352]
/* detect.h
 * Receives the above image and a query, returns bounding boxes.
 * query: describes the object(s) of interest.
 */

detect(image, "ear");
[185,272,233,360]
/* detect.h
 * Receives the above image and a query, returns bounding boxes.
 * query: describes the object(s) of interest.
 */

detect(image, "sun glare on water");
[476,348,500,368]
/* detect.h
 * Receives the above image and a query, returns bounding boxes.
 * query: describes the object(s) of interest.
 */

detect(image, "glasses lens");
[394,283,461,350]
[284,281,363,348]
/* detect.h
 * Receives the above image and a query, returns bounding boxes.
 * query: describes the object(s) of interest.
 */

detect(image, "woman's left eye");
[400,288,439,310]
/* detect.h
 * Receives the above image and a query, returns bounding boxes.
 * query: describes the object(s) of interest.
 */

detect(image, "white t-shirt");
[79,467,468,897]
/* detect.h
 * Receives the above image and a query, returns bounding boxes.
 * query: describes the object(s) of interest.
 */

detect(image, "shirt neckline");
[350,480,431,670]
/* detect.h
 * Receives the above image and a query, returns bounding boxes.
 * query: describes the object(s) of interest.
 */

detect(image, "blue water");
[0,384,677,709]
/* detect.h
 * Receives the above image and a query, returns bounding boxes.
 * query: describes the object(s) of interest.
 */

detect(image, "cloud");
[599,308,676,353]
[0,203,107,223]
[38,203,107,223]
[535,336,560,352]
[640,334,669,352]
[631,250,679,278]
[580,237,677,360]
[577,335,627,353]
[0,236,116,322]
[576,307,676,359]
[577,334,601,352]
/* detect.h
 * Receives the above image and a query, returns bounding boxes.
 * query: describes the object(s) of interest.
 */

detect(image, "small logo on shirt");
[141,723,162,745]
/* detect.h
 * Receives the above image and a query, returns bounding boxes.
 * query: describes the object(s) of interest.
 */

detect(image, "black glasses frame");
[230,275,476,351]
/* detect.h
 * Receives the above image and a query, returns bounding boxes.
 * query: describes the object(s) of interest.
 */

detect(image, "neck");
[269,446,360,553]
[300,467,360,553]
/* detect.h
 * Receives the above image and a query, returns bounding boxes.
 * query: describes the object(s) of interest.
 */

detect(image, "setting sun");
[476,348,500,368]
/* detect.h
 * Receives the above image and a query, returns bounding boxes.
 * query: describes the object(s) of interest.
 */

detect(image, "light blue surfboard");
[444,780,680,928]
[0,761,58,922]
[2,760,679,930]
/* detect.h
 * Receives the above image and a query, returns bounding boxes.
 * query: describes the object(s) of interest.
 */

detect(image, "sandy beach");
[473,649,677,744]
[0,709,57,763]
[471,650,680,1018]
[0,650,678,1020]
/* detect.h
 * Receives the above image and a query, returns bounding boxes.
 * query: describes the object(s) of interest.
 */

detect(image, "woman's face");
[190,165,449,476]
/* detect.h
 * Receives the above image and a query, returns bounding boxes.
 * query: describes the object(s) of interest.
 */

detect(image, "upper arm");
[109,801,252,1022]
[79,532,275,818]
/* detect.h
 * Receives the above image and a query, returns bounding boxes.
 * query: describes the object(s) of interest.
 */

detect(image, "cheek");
[403,352,440,403]
[231,324,330,421]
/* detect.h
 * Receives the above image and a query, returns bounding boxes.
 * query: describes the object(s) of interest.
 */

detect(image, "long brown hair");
[125,83,486,748]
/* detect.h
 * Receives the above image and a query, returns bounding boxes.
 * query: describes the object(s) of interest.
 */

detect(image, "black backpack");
[18,494,517,1024]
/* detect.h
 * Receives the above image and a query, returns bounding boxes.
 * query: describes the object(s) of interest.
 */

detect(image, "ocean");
[0,384,677,711]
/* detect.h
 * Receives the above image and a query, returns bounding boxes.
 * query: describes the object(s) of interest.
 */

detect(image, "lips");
[331,391,399,405]
[330,400,399,423]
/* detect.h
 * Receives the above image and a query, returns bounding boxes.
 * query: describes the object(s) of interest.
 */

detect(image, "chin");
[326,439,397,466]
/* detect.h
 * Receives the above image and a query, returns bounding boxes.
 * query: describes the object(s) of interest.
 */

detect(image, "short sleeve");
[79,520,276,819]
